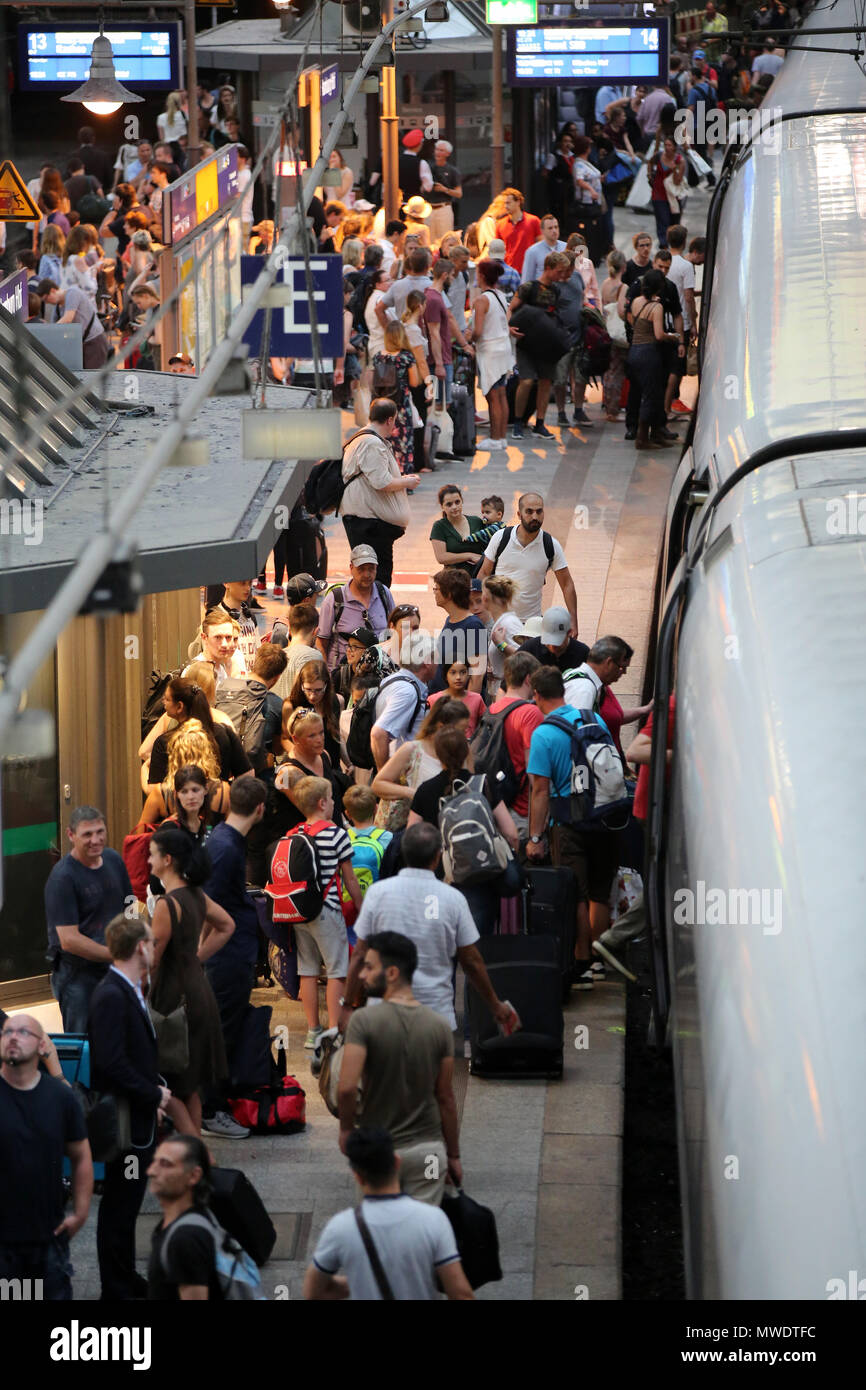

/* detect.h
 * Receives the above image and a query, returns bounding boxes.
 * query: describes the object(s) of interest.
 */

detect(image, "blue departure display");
[19,23,180,90]
[508,21,669,86]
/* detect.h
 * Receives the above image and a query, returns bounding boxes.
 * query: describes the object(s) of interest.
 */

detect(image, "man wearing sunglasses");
[317,545,395,670]
[0,1015,93,1300]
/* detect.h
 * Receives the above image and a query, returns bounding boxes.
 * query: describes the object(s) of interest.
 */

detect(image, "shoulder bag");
[148,895,190,1073]
[354,1207,396,1300]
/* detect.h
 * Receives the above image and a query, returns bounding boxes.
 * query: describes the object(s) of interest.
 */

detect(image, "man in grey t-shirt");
[37,279,108,369]
[339,932,459,1204]
[376,246,432,326]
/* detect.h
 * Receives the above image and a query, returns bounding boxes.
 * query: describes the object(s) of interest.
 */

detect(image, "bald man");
[0,1013,92,1298]
[477,493,579,633]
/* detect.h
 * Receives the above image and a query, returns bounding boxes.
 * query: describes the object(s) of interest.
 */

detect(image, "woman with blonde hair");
[283,659,343,767]
[157,90,187,146]
[600,247,629,421]
[271,708,343,838]
[371,697,471,830]
[341,237,363,273]
[38,222,65,284]
[371,319,420,473]
[477,193,509,258]
[145,676,250,790]
[60,224,100,301]
[482,574,522,696]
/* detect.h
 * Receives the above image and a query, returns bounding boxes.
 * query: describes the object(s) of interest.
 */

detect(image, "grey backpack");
[438,775,511,886]
[214,678,269,771]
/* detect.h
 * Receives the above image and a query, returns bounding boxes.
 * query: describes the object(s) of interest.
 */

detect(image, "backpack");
[265,820,340,924]
[543,711,632,830]
[346,685,380,770]
[372,354,399,401]
[578,308,612,384]
[491,526,555,574]
[562,668,601,713]
[214,678,270,772]
[160,1208,266,1301]
[374,671,427,741]
[469,700,531,806]
[141,667,183,740]
[438,774,511,886]
[304,429,377,516]
[340,827,390,923]
[121,822,157,902]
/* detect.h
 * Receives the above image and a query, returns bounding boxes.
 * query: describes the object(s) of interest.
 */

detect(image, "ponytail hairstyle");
[166,677,217,736]
[433,725,471,794]
[150,823,212,887]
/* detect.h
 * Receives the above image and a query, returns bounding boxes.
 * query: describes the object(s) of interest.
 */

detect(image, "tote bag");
[625,162,652,208]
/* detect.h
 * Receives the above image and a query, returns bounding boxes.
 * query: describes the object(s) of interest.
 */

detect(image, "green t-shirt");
[430,514,484,553]
[346,1000,453,1148]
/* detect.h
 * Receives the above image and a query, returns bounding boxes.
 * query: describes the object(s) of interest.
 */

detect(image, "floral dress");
[372,348,416,472]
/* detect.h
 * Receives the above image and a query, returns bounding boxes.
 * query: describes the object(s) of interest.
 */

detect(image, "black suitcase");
[468,934,564,1078]
[525,865,578,1001]
[210,1167,277,1267]
[449,382,475,456]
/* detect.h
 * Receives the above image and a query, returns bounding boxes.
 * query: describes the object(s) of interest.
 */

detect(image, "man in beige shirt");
[340,398,421,588]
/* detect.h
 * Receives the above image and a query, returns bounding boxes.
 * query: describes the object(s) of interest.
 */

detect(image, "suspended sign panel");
[508,21,669,86]
[240,255,344,359]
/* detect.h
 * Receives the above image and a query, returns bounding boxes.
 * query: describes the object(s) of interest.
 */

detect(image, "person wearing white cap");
[477,493,578,631]
[316,545,396,671]
[520,606,589,675]
[429,140,462,242]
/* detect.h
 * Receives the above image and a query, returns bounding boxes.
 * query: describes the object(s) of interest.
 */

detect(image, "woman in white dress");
[467,258,516,451]
[328,150,356,207]
[157,91,187,147]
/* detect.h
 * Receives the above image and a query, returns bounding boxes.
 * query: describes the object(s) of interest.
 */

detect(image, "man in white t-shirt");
[666,226,705,412]
[304,1127,473,1300]
[477,492,579,632]
[376,219,406,274]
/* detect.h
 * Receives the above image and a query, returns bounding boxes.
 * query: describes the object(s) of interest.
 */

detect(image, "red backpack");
[121,822,157,902]
[266,820,339,924]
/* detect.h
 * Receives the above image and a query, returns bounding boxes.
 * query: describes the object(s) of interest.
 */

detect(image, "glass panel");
[0,614,58,985]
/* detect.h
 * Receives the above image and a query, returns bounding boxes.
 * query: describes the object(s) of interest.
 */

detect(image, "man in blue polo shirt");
[201,777,268,1140]
[525,666,620,989]
[316,545,395,670]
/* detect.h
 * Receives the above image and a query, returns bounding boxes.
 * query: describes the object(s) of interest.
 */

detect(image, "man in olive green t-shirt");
[338,931,460,1205]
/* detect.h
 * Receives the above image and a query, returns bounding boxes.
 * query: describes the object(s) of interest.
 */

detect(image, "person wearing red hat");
[399,129,433,206]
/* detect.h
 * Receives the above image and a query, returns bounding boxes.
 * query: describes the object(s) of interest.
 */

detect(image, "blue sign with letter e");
[241,254,344,358]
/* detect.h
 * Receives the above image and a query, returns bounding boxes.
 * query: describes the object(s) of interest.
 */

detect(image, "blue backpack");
[543,711,632,830]
[160,1209,266,1300]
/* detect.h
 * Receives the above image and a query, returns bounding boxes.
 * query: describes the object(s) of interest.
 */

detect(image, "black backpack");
[346,685,380,770]
[469,700,531,806]
[214,678,270,773]
[304,430,377,516]
[372,354,399,401]
[141,666,183,740]
[491,526,555,573]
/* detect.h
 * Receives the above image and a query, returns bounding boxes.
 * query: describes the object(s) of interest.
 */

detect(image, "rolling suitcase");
[210,1167,277,1267]
[525,865,578,1001]
[449,382,476,457]
[51,1033,106,1180]
[467,935,564,1078]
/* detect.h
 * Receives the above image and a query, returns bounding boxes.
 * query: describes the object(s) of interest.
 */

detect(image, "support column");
[185,0,200,166]
[491,24,504,196]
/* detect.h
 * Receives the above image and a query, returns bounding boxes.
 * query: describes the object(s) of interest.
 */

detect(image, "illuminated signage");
[164,146,239,246]
[321,64,339,105]
[508,21,669,86]
[18,22,180,89]
[486,0,537,23]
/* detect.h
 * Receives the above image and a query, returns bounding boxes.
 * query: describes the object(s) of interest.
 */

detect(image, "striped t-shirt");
[306,822,353,911]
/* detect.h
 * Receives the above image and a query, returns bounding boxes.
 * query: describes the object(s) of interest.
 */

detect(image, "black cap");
[347,626,379,648]
[285,572,326,605]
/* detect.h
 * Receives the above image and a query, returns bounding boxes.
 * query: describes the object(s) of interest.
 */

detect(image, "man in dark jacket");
[89,914,170,1300]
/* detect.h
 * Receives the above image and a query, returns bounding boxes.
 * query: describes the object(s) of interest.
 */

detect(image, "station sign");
[321,64,339,105]
[0,269,28,320]
[163,146,240,246]
[240,254,344,359]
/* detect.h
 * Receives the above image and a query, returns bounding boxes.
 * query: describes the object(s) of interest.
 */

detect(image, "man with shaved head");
[477,493,579,633]
[0,1013,92,1298]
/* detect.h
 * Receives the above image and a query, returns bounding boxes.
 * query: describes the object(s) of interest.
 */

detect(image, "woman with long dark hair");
[626,267,681,450]
[148,826,234,1136]
[145,676,250,789]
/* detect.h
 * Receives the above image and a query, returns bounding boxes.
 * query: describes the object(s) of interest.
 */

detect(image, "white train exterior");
[652,0,866,1299]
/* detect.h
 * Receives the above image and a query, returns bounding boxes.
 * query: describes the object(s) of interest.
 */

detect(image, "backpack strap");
[491,526,514,573]
[159,1209,219,1280]
[542,530,556,570]
[354,1207,396,1300]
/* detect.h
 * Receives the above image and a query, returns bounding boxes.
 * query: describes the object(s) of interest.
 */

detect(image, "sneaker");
[202,1111,250,1140]
[572,408,593,427]
[304,1026,325,1051]
[624,428,637,441]
[573,959,594,990]
[533,422,555,439]
[252,580,267,595]
[511,421,525,439]
[593,937,638,983]
[272,584,285,599]
[247,596,265,611]
[476,436,500,451]
[557,411,570,426]
[463,1039,472,1060]
[589,960,606,979]
[671,399,692,414]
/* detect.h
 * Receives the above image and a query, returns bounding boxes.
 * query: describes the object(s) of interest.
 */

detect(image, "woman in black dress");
[148,826,234,1137]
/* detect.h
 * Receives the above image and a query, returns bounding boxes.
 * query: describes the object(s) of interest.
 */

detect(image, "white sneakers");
[476,437,508,451]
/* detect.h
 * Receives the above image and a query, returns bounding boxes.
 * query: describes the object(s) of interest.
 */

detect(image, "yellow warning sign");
[0,161,41,222]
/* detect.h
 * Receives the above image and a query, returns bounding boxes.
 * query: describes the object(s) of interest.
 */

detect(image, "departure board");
[19,23,180,89]
[508,21,669,86]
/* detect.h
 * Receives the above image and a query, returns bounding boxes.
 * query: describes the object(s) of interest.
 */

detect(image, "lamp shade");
[60,33,144,113]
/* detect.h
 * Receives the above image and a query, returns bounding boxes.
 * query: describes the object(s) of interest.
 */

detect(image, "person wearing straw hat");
[401,195,433,249]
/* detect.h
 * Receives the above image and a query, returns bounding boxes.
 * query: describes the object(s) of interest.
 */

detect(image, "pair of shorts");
[395,1139,448,1206]
[550,822,620,905]
[554,347,587,388]
[516,347,557,382]
[489,374,508,391]
[294,902,349,978]
[661,343,685,383]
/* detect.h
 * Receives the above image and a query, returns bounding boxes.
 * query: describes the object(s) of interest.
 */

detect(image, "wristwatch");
[529,834,544,845]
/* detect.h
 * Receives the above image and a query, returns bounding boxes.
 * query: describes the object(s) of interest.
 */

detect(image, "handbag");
[686,338,699,377]
[663,173,682,213]
[441,1187,502,1290]
[604,299,628,347]
[432,400,454,458]
[67,1045,133,1163]
[625,162,652,208]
